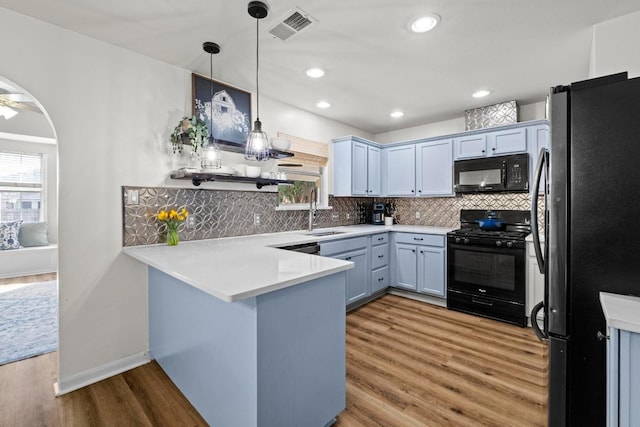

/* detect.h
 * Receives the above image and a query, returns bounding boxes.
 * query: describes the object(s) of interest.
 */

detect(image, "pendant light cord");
[209,51,214,136]
[255,17,260,122]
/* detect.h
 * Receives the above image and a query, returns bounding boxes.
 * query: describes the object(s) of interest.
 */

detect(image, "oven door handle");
[531,147,548,275]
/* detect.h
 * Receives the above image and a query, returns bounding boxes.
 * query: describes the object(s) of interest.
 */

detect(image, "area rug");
[0,281,58,365]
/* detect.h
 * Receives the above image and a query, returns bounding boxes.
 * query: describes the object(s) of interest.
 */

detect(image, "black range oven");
[447,209,531,327]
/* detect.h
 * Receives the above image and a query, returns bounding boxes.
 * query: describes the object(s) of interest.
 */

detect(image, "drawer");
[371,233,389,246]
[393,232,445,247]
[320,236,368,257]
[372,266,389,292]
[371,243,389,270]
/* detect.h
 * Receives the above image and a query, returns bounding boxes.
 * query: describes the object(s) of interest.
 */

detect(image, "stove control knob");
[463,238,470,244]
[507,241,514,248]
[455,237,461,244]
[496,240,502,247]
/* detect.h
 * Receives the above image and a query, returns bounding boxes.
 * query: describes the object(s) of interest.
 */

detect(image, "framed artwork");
[192,73,252,147]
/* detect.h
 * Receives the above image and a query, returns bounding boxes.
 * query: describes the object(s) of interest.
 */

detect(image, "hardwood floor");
[0,272,57,286]
[0,294,547,426]
[335,295,548,426]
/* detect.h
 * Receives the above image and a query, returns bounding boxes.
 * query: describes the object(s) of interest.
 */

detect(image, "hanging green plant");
[170,116,210,154]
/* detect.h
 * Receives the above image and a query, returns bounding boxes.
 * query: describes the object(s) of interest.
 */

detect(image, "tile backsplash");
[122,186,542,246]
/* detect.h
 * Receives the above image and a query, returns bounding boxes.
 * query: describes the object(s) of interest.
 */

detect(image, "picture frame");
[192,73,252,147]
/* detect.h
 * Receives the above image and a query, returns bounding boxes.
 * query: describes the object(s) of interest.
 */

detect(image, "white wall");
[590,11,640,79]
[0,6,371,392]
[374,101,546,144]
[0,136,58,243]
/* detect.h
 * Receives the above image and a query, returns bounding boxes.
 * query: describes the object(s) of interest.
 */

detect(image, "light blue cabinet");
[320,236,371,305]
[416,139,454,196]
[607,327,640,427]
[337,249,369,304]
[392,233,446,297]
[453,125,532,160]
[332,136,380,196]
[487,127,528,155]
[417,246,446,297]
[454,134,487,159]
[394,243,418,291]
[386,145,416,196]
[527,123,550,195]
[371,232,389,294]
[601,292,640,427]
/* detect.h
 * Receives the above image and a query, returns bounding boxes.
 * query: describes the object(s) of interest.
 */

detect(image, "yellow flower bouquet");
[157,208,189,246]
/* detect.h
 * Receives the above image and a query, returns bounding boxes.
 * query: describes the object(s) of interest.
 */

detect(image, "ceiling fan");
[0,89,42,115]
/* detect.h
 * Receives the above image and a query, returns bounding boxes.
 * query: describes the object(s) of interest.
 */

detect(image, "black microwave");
[453,153,529,193]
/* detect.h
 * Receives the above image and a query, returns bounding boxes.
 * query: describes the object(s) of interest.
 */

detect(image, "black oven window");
[453,249,516,291]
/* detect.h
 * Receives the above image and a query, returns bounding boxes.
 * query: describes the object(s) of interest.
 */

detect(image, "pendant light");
[201,41,223,170]
[245,1,271,161]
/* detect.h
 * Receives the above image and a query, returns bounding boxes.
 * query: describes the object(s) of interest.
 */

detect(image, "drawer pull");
[378,237,384,241]
[378,255,384,258]
[345,257,352,261]
[378,277,384,282]
[414,237,424,241]
[472,298,493,306]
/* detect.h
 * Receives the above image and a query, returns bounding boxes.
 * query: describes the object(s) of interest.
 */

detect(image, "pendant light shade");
[201,42,222,170]
[245,1,271,161]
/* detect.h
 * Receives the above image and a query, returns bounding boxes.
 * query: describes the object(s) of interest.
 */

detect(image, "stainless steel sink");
[303,230,346,236]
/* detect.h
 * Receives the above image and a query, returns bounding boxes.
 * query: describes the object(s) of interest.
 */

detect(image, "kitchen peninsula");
[124,232,355,427]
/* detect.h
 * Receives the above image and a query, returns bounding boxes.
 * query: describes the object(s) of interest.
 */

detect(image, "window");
[276,133,329,209]
[0,151,44,222]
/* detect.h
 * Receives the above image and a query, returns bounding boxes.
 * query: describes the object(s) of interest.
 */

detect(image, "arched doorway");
[0,76,58,366]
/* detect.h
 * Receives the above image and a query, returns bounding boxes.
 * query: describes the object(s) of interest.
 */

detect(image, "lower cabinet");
[526,240,545,322]
[392,233,446,298]
[606,327,640,426]
[335,249,369,304]
[320,236,371,306]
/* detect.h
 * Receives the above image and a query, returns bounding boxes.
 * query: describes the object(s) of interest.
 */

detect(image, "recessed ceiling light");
[409,14,440,33]
[316,101,331,109]
[390,111,404,118]
[472,90,491,98]
[306,68,325,78]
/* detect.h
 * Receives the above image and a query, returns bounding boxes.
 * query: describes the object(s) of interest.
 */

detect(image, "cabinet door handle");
[420,250,424,254]
[482,149,486,153]
[492,147,496,151]
[412,249,415,253]
[413,237,424,241]
[418,190,422,193]
[411,189,415,193]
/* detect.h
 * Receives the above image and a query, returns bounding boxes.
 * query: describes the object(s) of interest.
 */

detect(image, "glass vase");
[167,227,179,246]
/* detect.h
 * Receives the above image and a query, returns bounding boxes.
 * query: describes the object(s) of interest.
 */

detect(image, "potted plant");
[170,116,210,155]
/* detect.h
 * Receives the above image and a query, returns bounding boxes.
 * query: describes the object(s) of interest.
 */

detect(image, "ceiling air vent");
[268,8,317,41]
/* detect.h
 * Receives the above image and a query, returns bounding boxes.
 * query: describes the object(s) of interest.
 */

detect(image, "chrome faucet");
[308,187,317,231]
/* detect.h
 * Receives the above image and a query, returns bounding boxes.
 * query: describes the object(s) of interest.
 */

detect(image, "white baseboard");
[55,351,150,396]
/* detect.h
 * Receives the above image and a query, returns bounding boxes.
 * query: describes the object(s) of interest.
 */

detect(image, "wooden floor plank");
[0,291,547,426]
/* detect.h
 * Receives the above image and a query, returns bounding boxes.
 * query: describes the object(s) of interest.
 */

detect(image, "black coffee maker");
[371,202,385,225]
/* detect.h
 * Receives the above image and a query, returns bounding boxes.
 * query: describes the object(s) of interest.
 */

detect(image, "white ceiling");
[1,0,639,134]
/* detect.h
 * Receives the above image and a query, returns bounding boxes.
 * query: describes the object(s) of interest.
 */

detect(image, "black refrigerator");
[530,72,640,426]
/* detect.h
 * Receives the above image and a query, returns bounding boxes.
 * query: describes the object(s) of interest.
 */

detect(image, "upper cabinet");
[332,120,549,198]
[454,127,527,160]
[386,145,416,196]
[333,137,381,196]
[416,139,454,197]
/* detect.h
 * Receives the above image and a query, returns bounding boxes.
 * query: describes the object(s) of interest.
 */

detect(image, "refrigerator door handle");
[531,147,548,275]
[530,301,548,341]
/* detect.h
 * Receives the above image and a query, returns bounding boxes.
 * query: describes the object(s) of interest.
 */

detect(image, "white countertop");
[124,224,455,303]
[600,292,640,334]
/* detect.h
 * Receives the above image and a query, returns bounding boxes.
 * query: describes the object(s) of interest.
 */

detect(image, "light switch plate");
[127,189,139,205]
